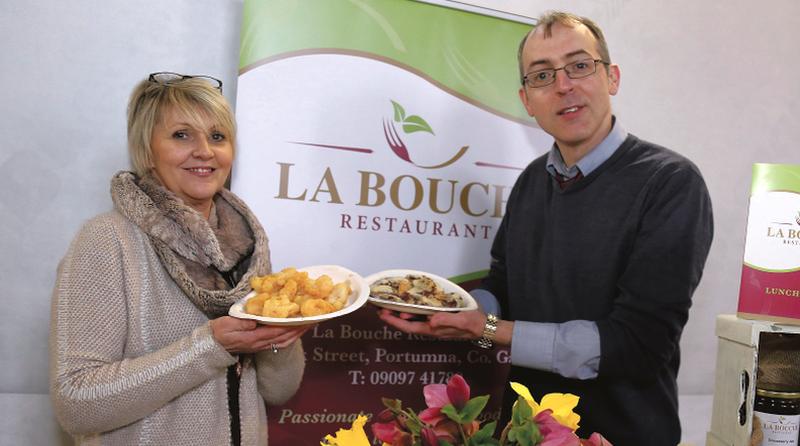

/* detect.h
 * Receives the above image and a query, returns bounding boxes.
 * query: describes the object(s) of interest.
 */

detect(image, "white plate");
[229,265,369,326]
[364,269,478,315]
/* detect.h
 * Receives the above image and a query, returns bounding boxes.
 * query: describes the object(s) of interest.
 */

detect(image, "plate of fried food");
[229,265,369,326]
[364,269,478,315]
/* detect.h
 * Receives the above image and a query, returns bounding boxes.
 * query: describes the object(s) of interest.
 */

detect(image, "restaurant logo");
[765,210,800,246]
[383,100,468,169]
[275,98,512,240]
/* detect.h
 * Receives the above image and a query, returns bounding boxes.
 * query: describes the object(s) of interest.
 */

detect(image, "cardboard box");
[737,163,800,325]
[706,314,800,446]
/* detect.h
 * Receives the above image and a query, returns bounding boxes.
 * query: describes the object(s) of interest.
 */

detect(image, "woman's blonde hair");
[126,75,236,176]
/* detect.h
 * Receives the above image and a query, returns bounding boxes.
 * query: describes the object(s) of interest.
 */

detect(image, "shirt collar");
[546,117,628,179]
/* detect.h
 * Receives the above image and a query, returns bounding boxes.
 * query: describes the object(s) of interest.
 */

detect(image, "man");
[378,11,713,445]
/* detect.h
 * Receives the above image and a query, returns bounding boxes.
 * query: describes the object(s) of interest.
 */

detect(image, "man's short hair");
[517,11,612,84]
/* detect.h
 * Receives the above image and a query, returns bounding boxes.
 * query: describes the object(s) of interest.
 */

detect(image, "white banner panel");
[233,0,549,442]
[235,53,551,276]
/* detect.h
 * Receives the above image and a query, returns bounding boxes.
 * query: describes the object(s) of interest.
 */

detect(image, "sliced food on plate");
[365,269,478,314]
[369,274,463,308]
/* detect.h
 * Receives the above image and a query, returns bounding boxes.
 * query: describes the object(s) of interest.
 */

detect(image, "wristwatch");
[474,313,498,349]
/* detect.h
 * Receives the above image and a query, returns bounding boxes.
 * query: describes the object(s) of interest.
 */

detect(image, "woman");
[49,72,308,445]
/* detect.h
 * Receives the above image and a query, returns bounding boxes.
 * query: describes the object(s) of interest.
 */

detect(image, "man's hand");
[377,308,487,340]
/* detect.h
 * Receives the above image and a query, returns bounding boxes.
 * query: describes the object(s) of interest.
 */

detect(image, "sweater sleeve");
[49,216,237,435]
[596,161,713,382]
[254,340,306,405]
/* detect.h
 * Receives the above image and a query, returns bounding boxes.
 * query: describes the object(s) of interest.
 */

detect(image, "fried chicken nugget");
[262,298,300,318]
[251,275,278,294]
[250,275,264,291]
[274,267,301,286]
[278,279,298,299]
[326,282,352,310]
[305,275,334,298]
[244,293,268,315]
[247,268,351,318]
[301,298,336,317]
[293,293,314,308]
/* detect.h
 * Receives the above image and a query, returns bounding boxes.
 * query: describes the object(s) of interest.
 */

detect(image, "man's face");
[518,22,620,157]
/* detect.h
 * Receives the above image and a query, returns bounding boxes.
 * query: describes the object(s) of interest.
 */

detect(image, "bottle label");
[754,410,800,446]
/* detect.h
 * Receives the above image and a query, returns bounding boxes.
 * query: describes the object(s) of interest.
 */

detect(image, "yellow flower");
[320,415,372,446]
[509,382,581,431]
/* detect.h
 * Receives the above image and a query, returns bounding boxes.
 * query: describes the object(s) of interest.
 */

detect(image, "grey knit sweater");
[49,173,305,445]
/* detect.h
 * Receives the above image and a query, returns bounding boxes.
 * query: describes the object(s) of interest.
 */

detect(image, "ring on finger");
[271,343,279,354]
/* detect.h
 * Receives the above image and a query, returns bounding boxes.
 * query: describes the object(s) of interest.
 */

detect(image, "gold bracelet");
[474,313,498,349]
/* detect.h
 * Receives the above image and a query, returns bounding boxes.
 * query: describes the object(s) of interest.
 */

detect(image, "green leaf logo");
[391,100,406,122]
[384,99,468,169]
[390,100,434,135]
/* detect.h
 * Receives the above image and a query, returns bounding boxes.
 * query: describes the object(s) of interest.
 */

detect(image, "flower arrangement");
[321,374,612,446]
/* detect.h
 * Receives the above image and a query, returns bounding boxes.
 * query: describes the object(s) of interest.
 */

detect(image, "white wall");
[0,1,242,444]
[2,0,798,444]
[471,0,800,395]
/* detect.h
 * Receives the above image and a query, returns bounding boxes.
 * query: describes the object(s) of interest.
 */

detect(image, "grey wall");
[2,0,799,444]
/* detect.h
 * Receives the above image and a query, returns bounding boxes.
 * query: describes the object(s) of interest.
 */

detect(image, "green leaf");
[391,100,406,122]
[511,396,532,422]
[402,115,435,134]
[507,397,540,446]
[404,408,424,435]
[381,397,400,408]
[460,395,490,423]
[467,422,499,446]
[440,403,462,423]
[407,420,423,434]
[474,421,497,438]
[469,436,500,446]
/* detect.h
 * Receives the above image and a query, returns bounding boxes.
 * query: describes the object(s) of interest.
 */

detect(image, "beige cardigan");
[50,210,305,445]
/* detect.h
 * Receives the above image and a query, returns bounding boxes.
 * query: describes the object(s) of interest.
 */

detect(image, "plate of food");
[364,269,478,315]
[229,265,369,326]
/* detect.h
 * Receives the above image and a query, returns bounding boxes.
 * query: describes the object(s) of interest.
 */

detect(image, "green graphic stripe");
[240,0,532,120]
[744,262,800,273]
[751,163,800,195]
[449,269,489,284]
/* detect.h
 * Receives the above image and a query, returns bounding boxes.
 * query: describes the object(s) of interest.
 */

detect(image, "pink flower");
[371,410,411,445]
[536,410,581,446]
[420,427,439,446]
[532,411,614,446]
[580,433,613,446]
[370,419,403,444]
[446,374,470,409]
[419,374,470,425]
[425,418,479,445]
[416,374,479,444]
[419,406,445,426]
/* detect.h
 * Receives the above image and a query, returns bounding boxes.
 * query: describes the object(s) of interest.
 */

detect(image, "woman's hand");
[377,308,486,340]
[209,316,313,354]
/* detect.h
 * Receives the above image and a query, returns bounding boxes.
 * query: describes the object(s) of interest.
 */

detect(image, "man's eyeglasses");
[148,72,223,93]
[522,59,609,88]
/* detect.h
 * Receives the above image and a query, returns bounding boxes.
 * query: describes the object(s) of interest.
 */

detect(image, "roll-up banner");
[233,0,549,442]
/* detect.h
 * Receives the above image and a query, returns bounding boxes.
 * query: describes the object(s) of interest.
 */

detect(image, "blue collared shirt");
[546,118,628,179]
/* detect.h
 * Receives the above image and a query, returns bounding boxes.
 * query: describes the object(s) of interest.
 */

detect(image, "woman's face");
[149,106,233,218]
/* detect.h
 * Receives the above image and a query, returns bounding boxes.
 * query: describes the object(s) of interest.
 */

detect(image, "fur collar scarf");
[110,171,271,317]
